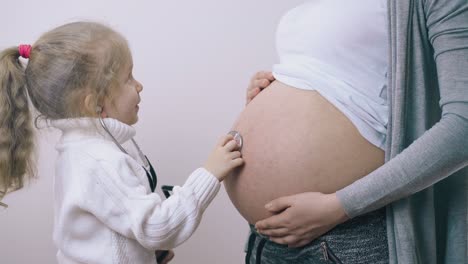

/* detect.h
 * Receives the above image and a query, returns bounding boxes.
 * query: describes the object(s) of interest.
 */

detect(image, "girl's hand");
[255,192,349,248]
[246,71,275,105]
[204,135,243,181]
[156,250,174,264]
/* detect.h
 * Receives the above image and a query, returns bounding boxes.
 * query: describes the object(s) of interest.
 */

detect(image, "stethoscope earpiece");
[96,106,103,115]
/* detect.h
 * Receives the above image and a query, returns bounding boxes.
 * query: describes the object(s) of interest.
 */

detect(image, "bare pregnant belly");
[224,81,384,224]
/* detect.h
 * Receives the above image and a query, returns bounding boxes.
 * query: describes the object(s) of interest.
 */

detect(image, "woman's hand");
[204,135,244,181]
[246,71,275,105]
[255,192,349,248]
[156,250,175,264]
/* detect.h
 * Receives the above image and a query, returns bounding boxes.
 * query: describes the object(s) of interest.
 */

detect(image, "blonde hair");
[0,21,131,197]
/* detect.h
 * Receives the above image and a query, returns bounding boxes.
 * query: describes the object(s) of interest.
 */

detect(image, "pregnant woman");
[224,0,468,263]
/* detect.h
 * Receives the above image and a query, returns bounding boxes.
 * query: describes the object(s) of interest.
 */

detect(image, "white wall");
[0,1,305,263]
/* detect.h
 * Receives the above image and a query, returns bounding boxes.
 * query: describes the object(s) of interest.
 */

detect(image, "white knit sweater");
[50,118,221,264]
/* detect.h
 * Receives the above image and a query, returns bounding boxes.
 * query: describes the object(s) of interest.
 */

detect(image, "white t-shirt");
[273,0,389,149]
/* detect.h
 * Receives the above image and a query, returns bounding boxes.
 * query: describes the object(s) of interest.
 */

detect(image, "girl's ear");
[84,94,107,118]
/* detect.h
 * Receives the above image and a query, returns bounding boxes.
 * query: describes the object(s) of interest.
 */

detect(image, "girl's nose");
[136,80,143,92]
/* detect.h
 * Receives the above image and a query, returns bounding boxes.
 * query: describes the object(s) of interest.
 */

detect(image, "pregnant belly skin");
[224,81,384,224]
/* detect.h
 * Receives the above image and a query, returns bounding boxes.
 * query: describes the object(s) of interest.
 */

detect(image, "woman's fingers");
[246,71,275,105]
[269,235,301,246]
[254,79,271,89]
[247,87,261,102]
[257,227,290,237]
[255,210,290,230]
[252,71,275,82]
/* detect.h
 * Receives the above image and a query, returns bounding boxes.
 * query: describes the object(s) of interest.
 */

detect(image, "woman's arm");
[337,111,467,217]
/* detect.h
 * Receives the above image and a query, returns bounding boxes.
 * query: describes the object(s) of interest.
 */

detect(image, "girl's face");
[102,58,143,125]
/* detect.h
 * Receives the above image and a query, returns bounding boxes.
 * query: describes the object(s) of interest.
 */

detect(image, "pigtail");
[0,47,35,196]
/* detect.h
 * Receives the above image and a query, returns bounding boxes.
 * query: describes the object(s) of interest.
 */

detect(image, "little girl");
[0,21,243,264]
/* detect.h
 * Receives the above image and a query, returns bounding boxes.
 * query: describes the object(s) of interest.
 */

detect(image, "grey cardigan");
[336,0,468,263]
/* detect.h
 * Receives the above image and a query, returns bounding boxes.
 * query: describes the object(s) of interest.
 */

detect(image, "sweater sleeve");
[78,157,221,250]
[336,0,468,218]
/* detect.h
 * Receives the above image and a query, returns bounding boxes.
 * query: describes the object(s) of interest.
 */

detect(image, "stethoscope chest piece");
[228,130,243,151]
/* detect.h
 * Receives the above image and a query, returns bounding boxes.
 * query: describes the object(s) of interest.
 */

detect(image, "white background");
[0,0,305,263]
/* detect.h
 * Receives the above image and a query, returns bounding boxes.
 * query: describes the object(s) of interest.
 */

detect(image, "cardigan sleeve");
[336,0,468,218]
[78,156,221,250]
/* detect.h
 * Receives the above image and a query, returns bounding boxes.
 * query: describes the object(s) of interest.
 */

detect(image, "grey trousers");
[245,208,388,264]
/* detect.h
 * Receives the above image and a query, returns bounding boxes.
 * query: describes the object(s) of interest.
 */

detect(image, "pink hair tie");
[18,44,32,59]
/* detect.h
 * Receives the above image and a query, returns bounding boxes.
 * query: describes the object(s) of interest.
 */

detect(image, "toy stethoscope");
[228,130,243,152]
[99,115,243,192]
